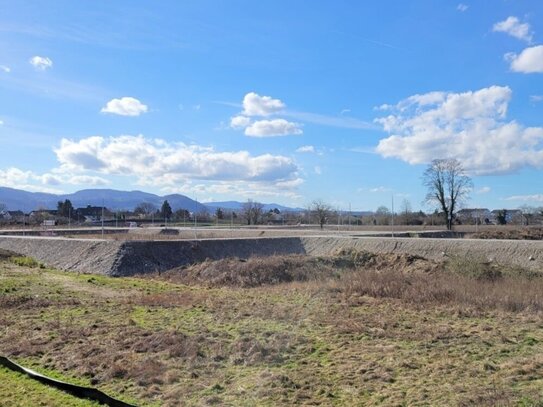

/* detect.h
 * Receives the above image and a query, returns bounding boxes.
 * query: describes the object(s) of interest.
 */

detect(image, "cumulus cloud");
[101,97,148,116]
[0,167,62,193]
[242,92,285,116]
[245,119,302,137]
[531,95,543,103]
[457,3,468,12]
[296,145,315,153]
[229,92,304,137]
[29,56,53,70]
[375,85,543,175]
[55,135,300,185]
[230,115,251,129]
[161,178,304,200]
[0,65,10,73]
[493,16,533,43]
[506,45,543,73]
[68,175,109,186]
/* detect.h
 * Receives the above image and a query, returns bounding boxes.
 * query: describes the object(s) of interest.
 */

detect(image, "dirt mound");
[471,227,543,241]
[335,248,441,274]
[161,255,342,287]
[154,251,441,288]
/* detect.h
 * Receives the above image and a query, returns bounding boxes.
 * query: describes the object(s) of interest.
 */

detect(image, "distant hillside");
[0,187,301,213]
[0,187,207,213]
[204,201,304,212]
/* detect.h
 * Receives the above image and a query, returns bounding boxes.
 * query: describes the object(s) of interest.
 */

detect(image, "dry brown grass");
[470,226,543,240]
[337,269,543,313]
[2,252,543,406]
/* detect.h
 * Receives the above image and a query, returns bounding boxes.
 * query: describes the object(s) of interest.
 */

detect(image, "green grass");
[0,367,100,407]
[2,255,543,406]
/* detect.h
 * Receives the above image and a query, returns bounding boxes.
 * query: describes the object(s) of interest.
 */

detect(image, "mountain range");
[0,187,302,213]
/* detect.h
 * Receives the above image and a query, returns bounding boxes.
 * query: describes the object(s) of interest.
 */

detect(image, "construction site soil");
[0,233,541,276]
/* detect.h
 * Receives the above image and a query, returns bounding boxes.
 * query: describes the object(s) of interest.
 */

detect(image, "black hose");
[0,356,137,407]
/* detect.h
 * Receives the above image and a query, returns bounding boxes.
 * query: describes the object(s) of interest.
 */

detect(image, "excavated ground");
[0,235,541,276]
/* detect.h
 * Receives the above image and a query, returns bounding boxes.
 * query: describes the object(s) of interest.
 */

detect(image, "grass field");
[1,249,543,406]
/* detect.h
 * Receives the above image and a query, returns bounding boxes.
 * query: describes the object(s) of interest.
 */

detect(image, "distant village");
[1,198,541,227]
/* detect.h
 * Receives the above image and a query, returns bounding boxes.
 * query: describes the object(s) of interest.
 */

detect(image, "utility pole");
[194,196,198,228]
[391,194,395,238]
[349,202,351,230]
[101,200,105,238]
[68,206,71,228]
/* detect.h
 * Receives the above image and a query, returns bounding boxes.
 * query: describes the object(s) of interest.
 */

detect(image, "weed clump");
[9,256,45,269]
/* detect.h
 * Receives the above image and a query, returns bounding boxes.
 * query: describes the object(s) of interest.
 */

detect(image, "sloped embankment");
[0,235,542,276]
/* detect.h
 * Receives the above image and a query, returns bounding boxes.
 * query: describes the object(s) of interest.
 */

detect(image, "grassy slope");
[1,257,543,406]
[0,367,99,407]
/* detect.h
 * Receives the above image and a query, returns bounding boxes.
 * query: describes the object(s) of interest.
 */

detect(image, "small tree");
[310,200,332,229]
[174,208,190,222]
[57,199,74,218]
[375,206,390,225]
[160,200,173,220]
[215,208,224,220]
[400,199,412,225]
[241,200,264,225]
[134,202,156,217]
[423,159,472,230]
[496,209,507,225]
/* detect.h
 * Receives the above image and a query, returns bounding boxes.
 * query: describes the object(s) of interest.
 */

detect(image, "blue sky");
[0,0,542,211]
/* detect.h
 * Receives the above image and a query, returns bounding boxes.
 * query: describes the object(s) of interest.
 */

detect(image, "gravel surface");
[0,235,541,276]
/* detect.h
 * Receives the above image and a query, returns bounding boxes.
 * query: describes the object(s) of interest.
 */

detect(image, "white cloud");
[457,4,468,12]
[29,56,53,70]
[506,45,543,73]
[55,135,300,185]
[493,16,532,43]
[230,115,251,129]
[476,186,491,194]
[101,97,148,116]
[0,120,3,126]
[244,119,302,137]
[369,186,391,193]
[530,95,543,103]
[0,167,62,193]
[242,92,285,116]
[504,194,543,202]
[314,166,322,175]
[375,86,543,175]
[296,145,315,153]
[0,65,10,73]
[68,175,109,186]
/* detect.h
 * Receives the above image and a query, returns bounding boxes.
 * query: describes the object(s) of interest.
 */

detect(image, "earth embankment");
[0,235,541,276]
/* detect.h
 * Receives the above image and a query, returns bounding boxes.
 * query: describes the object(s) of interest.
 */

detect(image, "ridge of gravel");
[0,235,541,276]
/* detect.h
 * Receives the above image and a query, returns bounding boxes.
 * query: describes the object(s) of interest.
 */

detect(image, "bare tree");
[374,205,390,225]
[241,200,264,225]
[251,201,264,225]
[399,199,412,225]
[134,202,156,217]
[423,159,472,230]
[310,200,332,229]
